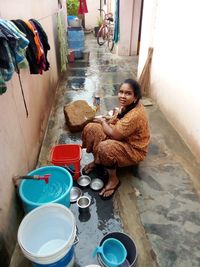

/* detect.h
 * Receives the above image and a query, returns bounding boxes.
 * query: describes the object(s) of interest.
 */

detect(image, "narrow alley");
[11,33,200,267]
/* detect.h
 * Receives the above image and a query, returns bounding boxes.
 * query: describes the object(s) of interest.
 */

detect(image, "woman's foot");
[82,161,96,174]
[99,169,120,199]
[99,180,120,198]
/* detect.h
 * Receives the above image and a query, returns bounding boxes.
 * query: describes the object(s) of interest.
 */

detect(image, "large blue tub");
[67,27,84,59]
[19,166,73,213]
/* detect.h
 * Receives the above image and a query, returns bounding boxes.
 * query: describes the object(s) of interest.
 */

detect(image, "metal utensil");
[90,178,104,191]
[77,175,91,187]
[70,187,82,203]
[77,196,91,213]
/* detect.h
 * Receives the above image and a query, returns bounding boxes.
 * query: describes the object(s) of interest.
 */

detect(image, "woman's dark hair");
[117,79,142,119]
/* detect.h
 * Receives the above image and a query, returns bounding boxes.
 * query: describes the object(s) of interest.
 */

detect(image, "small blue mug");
[93,238,127,267]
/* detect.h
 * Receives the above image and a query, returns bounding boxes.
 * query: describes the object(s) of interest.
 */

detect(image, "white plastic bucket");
[18,204,76,266]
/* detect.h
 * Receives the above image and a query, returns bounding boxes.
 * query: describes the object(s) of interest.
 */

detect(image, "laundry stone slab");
[64,100,95,132]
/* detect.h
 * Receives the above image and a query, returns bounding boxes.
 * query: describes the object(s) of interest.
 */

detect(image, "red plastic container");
[67,50,75,63]
[50,144,82,180]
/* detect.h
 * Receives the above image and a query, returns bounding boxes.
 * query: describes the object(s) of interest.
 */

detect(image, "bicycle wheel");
[107,37,114,52]
[107,26,114,52]
[97,26,108,46]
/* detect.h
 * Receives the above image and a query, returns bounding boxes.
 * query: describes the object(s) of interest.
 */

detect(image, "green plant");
[67,0,79,16]
[97,16,103,27]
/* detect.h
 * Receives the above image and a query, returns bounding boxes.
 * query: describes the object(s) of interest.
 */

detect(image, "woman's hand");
[93,117,106,124]
[93,116,124,141]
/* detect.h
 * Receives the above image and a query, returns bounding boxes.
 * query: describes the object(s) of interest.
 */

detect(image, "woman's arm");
[93,117,124,140]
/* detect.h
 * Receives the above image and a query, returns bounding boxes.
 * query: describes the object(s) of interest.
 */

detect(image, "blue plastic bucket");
[94,238,127,267]
[67,27,84,59]
[67,16,78,26]
[18,204,76,267]
[19,166,73,213]
[98,232,137,267]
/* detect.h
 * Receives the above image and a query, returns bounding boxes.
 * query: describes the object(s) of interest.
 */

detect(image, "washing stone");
[64,100,95,132]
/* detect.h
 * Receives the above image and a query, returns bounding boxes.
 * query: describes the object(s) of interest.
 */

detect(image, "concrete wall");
[0,0,66,265]
[117,0,142,56]
[85,0,108,29]
[138,0,200,159]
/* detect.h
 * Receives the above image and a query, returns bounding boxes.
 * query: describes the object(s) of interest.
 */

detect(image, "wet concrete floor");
[11,34,200,267]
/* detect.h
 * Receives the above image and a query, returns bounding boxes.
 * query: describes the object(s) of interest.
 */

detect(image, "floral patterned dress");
[82,102,150,168]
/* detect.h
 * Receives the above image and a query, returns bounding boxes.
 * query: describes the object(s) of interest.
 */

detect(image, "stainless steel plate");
[70,187,82,203]
[90,178,104,191]
[77,175,91,187]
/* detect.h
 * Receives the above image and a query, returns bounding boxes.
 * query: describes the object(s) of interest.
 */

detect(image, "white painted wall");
[117,0,134,55]
[85,0,102,29]
[117,0,142,56]
[138,0,200,158]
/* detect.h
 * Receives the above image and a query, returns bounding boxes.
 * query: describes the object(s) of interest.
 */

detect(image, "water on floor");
[13,33,200,267]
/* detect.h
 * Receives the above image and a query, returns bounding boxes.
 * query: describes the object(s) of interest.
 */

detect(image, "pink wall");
[0,0,66,261]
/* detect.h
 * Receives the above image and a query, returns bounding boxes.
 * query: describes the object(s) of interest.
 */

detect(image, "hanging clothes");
[0,73,7,95]
[12,19,39,74]
[0,19,29,94]
[0,17,50,115]
[114,0,120,43]
[0,19,29,64]
[23,20,44,68]
[29,19,50,71]
[0,23,17,81]
[12,19,50,74]
[78,0,88,15]
[28,20,46,74]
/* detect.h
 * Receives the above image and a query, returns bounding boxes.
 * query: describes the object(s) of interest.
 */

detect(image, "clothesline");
[37,6,63,22]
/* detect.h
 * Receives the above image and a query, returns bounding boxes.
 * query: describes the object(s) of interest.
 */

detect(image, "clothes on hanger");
[12,19,50,74]
[0,19,29,94]
[29,19,50,71]
[0,18,51,95]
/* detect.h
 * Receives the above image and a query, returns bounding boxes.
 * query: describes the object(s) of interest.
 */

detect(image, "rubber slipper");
[82,163,96,174]
[100,181,121,201]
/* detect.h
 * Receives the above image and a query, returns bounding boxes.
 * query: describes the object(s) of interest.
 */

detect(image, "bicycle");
[97,9,115,52]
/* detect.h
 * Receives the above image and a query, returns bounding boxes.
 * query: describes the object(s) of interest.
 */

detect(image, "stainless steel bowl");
[77,196,91,213]
[70,187,82,203]
[77,175,91,187]
[90,178,104,191]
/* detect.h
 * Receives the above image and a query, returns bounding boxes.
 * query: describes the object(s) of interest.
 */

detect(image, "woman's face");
[118,83,136,108]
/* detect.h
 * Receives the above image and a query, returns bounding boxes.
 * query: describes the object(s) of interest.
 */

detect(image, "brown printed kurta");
[82,102,150,168]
